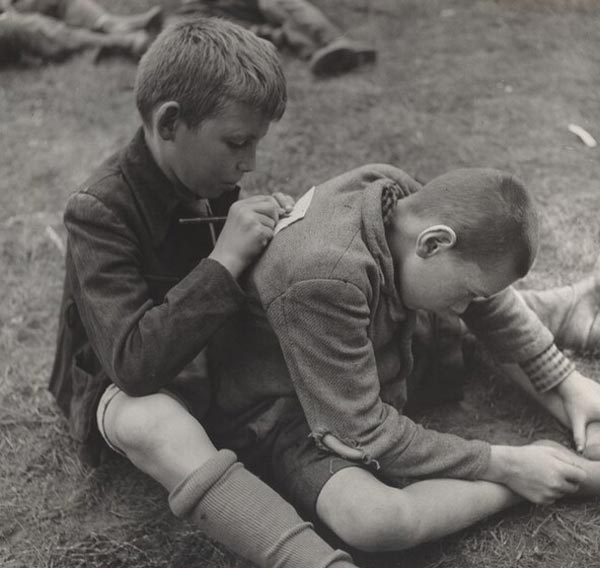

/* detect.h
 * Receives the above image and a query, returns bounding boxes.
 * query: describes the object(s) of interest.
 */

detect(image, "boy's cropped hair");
[135,17,287,127]
[415,168,539,277]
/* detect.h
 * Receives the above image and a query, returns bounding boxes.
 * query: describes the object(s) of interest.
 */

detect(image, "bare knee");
[102,390,218,490]
[316,468,419,552]
[105,392,198,456]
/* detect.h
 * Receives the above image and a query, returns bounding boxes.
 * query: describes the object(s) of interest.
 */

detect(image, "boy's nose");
[238,149,257,173]
[452,298,471,315]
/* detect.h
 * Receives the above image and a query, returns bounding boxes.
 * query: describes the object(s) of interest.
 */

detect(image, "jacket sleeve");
[266,278,491,481]
[65,192,245,396]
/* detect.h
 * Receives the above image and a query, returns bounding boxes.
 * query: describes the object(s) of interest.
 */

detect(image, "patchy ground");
[1,0,600,566]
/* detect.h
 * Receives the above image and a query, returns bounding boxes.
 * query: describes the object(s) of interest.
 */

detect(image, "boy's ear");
[416,224,457,258]
[155,101,181,141]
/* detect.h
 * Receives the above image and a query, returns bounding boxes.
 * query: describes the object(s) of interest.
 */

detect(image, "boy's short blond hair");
[135,17,287,128]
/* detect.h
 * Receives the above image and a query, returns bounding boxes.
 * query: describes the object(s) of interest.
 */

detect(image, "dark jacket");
[49,128,244,465]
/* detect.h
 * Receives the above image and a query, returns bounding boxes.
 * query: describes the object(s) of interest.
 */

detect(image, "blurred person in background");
[174,0,377,76]
[0,0,162,66]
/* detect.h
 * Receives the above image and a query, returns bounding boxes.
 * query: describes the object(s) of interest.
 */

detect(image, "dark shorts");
[204,312,467,517]
[207,400,370,520]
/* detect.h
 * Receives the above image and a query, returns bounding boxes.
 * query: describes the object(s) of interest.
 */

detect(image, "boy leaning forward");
[208,163,600,552]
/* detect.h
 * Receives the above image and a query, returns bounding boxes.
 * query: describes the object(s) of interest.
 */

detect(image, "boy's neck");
[385,199,420,266]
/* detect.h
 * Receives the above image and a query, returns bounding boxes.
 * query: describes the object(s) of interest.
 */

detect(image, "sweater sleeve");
[65,192,246,396]
[461,286,574,392]
[266,278,491,481]
[461,286,555,362]
[519,343,575,392]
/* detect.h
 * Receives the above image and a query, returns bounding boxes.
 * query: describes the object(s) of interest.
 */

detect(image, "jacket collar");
[120,128,189,247]
[361,177,415,321]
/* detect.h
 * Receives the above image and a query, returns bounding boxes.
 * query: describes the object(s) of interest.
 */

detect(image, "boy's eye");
[227,139,249,149]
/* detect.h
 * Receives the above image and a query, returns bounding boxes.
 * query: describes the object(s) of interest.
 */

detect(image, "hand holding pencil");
[206,193,294,279]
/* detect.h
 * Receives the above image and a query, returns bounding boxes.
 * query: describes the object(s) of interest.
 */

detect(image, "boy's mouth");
[221,182,240,191]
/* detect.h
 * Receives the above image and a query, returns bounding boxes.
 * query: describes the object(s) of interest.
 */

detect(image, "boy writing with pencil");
[208,164,600,551]
[49,17,359,568]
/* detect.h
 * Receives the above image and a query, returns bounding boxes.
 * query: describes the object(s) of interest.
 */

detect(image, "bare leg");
[258,0,376,75]
[316,467,519,552]
[9,0,163,33]
[258,0,341,49]
[101,389,355,568]
[0,11,149,63]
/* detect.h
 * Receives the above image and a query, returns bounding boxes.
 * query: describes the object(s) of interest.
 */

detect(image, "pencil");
[178,211,292,225]
[178,216,228,225]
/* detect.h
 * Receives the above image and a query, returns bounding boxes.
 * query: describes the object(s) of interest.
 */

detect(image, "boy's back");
[210,163,419,416]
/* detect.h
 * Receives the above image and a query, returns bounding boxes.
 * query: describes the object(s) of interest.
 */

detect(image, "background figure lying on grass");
[174,0,376,76]
[0,0,162,66]
[208,163,600,552]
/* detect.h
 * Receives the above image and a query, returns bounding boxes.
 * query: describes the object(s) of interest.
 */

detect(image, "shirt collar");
[119,128,190,247]
[361,177,416,321]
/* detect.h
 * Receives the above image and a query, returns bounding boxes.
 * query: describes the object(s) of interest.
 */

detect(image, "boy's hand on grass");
[208,194,292,279]
[484,444,586,505]
[556,370,600,454]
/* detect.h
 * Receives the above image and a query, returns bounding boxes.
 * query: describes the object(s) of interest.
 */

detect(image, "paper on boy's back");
[274,186,315,235]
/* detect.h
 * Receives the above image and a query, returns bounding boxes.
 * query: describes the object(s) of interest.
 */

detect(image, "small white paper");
[274,186,315,235]
[568,123,597,148]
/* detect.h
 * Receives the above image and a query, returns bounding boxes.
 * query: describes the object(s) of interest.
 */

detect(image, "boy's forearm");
[106,258,246,395]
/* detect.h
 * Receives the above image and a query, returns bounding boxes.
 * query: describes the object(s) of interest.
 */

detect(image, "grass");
[1,0,600,566]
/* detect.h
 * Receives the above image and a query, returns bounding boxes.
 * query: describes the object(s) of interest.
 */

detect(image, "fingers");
[549,447,588,480]
[545,474,583,503]
[254,212,277,230]
[550,451,587,498]
[514,444,589,504]
[571,413,588,454]
[561,479,582,495]
[209,195,282,278]
[240,195,285,222]
[272,191,295,214]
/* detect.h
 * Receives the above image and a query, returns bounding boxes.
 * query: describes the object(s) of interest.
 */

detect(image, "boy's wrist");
[481,445,513,484]
[554,369,578,396]
[208,251,245,280]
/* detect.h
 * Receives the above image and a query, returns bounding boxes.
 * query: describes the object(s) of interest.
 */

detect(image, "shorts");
[208,400,371,519]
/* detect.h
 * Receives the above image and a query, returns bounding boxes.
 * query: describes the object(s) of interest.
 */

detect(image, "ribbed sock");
[169,449,355,568]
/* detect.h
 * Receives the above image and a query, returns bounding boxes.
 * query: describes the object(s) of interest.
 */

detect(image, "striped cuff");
[520,343,575,393]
